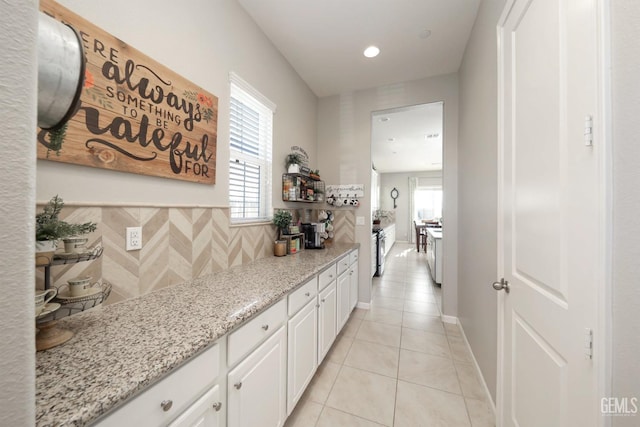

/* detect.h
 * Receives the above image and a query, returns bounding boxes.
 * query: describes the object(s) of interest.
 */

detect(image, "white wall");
[0,1,38,424]
[457,0,504,403]
[611,1,640,425]
[379,171,442,242]
[37,0,317,208]
[317,74,459,315]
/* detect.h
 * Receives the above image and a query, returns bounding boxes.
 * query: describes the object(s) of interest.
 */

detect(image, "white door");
[336,271,350,331]
[318,281,337,364]
[287,300,318,414]
[228,326,287,427]
[349,263,359,310]
[497,0,602,426]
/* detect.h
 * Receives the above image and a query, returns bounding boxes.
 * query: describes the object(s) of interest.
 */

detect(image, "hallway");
[285,242,495,426]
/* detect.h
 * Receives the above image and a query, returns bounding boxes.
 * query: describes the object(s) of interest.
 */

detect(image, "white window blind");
[229,74,274,221]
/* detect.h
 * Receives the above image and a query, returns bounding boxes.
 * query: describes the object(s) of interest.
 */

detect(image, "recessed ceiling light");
[419,29,432,39]
[364,45,380,58]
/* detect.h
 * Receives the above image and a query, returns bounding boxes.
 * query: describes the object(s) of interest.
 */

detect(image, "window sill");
[229,219,273,228]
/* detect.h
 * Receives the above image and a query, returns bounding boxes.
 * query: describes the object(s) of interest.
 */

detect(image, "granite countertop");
[36,243,358,426]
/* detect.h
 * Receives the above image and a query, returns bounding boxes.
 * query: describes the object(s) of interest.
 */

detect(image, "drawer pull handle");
[212,402,222,411]
[321,298,326,303]
[305,292,310,297]
[160,400,173,412]
[234,382,243,390]
[262,324,269,331]
[329,275,333,278]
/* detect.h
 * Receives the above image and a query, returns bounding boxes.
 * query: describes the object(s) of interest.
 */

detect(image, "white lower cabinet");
[349,263,359,310]
[317,281,337,364]
[227,325,287,427]
[92,251,360,427]
[287,299,318,414]
[168,385,222,427]
[337,271,350,331]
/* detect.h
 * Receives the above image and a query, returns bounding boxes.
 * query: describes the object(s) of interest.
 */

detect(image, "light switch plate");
[356,216,365,226]
[126,226,142,251]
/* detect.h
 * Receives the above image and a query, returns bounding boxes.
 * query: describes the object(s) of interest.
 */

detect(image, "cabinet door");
[318,282,337,364]
[228,326,286,427]
[287,300,318,414]
[434,238,443,284]
[336,272,350,332]
[349,263,359,310]
[168,385,222,427]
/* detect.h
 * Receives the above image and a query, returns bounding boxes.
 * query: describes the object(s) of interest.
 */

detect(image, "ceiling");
[371,102,443,173]
[237,0,481,97]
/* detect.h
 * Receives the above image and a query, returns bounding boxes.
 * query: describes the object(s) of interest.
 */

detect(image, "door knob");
[492,278,510,293]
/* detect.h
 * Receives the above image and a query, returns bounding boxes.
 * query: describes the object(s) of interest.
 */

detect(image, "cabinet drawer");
[337,255,350,276]
[167,384,221,427]
[288,277,317,317]
[318,263,337,290]
[94,344,219,427]
[349,250,359,266]
[228,299,286,366]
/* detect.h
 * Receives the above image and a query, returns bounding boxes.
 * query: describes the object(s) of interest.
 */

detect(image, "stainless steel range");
[373,228,386,276]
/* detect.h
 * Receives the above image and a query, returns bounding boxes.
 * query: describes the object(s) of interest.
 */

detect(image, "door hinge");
[584,115,593,146]
[584,328,593,360]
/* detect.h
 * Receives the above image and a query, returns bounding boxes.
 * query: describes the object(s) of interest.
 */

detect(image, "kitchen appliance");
[302,223,324,249]
[374,228,386,276]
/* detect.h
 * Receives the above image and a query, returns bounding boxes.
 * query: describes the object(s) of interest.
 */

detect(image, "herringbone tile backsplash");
[36,205,356,305]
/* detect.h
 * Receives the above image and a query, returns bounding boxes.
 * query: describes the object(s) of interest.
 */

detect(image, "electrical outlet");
[356,216,365,226]
[126,226,142,251]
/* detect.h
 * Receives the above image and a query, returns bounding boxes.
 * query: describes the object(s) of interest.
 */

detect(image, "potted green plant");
[310,169,321,180]
[35,195,97,265]
[272,210,293,239]
[285,153,304,174]
[45,122,68,158]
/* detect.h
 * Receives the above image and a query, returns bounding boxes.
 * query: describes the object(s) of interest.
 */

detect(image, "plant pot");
[63,236,88,254]
[35,240,58,266]
[288,164,300,174]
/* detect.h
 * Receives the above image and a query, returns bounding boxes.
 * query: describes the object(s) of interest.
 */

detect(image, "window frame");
[228,73,276,224]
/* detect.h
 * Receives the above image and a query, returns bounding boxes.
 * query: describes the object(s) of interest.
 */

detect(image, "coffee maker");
[301,223,324,249]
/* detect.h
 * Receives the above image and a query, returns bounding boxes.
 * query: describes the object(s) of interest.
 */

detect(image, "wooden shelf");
[282,174,325,203]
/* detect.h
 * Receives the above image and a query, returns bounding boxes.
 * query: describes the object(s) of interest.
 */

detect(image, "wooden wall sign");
[37,0,218,184]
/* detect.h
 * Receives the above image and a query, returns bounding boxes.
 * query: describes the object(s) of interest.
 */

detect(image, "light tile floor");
[285,242,496,427]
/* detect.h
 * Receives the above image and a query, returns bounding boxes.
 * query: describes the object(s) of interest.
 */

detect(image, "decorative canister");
[274,240,287,257]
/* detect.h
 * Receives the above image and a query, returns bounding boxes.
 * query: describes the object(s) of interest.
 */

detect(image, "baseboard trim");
[457,319,497,414]
[441,314,458,324]
[356,302,371,310]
